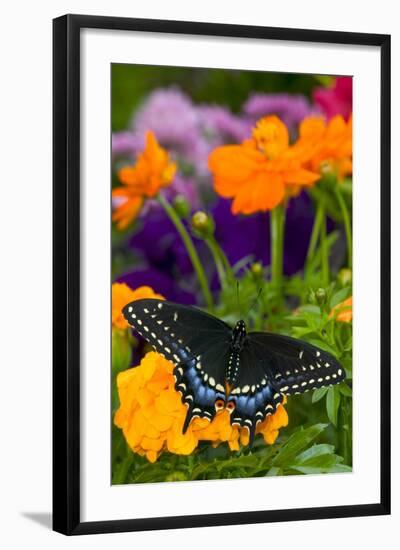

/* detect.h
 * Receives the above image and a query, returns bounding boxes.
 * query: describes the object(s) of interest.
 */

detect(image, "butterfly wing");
[122,299,232,431]
[228,332,345,444]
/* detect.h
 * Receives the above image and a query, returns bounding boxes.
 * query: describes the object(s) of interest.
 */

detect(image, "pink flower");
[313,77,352,120]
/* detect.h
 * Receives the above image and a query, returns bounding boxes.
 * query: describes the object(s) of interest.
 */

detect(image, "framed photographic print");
[53,14,391,535]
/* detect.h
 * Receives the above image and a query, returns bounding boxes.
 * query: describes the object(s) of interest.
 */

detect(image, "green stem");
[158,193,213,310]
[205,235,235,288]
[204,237,227,288]
[334,186,352,269]
[112,452,134,485]
[270,203,285,298]
[217,245,235,281]
[320,204,330,286]
[305,201,325,277]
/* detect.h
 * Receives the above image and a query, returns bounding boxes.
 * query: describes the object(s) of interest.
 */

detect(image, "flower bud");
[307,288,316,304]
[165,471,188,482]
[315,287,327,306]
[251,262,264,278]
[337,268,352,287]
[172,195,190,218]
[191,211,215,238]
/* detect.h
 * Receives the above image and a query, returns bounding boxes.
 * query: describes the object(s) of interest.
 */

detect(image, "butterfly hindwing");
[228,332,345,444]
[227,343,285,445]
[122,299,231,430]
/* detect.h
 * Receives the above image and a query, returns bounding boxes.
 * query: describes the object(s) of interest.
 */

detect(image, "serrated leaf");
[272,424,328,467]
[312,387,328,403]
[326,386,341,426]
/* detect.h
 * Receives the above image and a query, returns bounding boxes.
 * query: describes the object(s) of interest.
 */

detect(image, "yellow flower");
[329,296,352,323]
[114,352,289,462]
[112,283,164,330]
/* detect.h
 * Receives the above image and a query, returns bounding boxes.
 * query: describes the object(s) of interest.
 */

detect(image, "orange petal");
[209,144,265,197]
[112,196,143,230]
[283,168,320,186]
[231,172,285,214]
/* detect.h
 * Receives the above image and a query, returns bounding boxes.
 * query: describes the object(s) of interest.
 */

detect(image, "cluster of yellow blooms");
[114,351,289,463]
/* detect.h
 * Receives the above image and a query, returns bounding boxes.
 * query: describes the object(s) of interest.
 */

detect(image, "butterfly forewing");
[247,332,345,395]
[122,299,232,430]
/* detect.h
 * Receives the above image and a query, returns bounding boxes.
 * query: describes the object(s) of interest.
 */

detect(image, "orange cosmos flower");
[112,283,164,330]
[114,352,288,463]
[329,296,352,323]
[112,131,176,230]
[208,115,320,215]
[296,115,352,179]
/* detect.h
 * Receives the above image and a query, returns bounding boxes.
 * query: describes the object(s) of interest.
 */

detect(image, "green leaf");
[217,454,260,473]
[312,387,328,403]
[291,462,352,475]
[272,424,328,467]
[306,338,337,356]
[266,467,281,476]
[326,386,341,426]
[297,304,321,315]
[294,453,341,469]
[295,444,335,464]
[330,287,351,309]
[338,383,352,397]
[112,328,132,373]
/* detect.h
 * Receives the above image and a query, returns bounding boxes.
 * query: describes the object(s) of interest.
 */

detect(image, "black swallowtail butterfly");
[123,299,345,445]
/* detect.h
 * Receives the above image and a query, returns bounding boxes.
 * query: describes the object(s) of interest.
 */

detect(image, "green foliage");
[112,422,350,484]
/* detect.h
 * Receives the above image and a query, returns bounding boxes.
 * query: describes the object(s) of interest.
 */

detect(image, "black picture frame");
[53,14,391,535]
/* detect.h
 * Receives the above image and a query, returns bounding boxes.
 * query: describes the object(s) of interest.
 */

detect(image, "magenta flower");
[313,77,352,120]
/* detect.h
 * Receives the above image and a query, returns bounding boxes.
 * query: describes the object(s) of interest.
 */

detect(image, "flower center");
[252,116,289,159]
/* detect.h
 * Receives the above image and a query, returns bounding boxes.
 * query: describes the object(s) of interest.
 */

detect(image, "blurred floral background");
[111,65,353,484]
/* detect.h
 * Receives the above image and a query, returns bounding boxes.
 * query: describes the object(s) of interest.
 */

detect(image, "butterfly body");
[123,299,345,445]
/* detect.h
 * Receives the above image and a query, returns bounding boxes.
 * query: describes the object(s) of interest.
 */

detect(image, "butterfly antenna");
[236,280,243,319]
[246,287,264,318]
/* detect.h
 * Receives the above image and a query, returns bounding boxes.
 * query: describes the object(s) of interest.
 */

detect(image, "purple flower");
[212,194,319,277]
[197,105,251,144]
[133,88,201,159]
[129,88,251,178]
[243,93,316,134]
[111,131,143,158]
[117,267,196,304]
